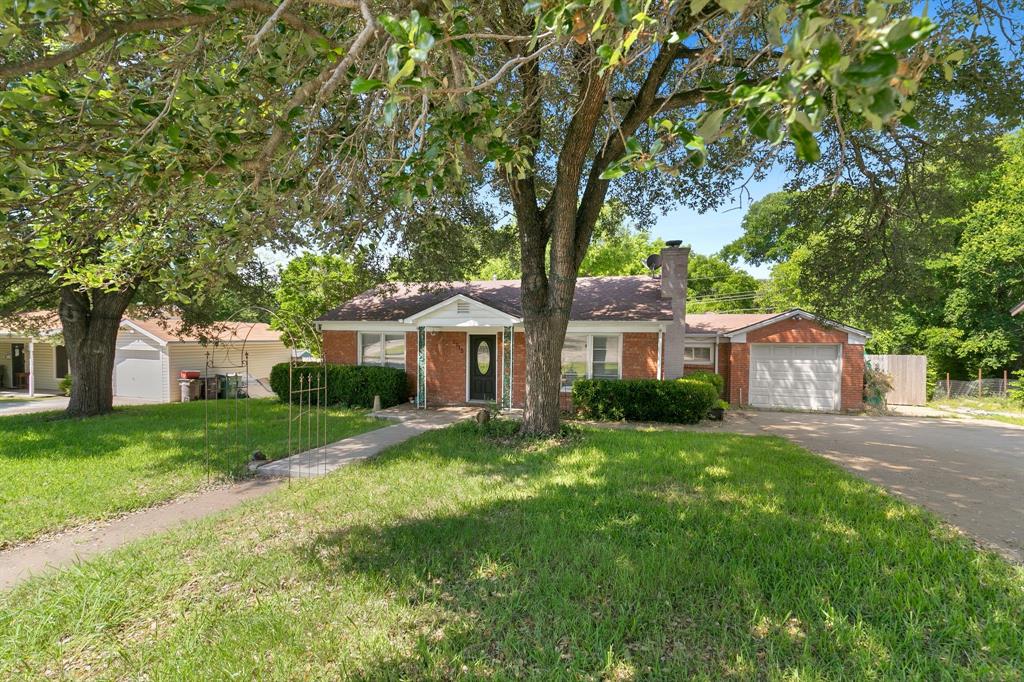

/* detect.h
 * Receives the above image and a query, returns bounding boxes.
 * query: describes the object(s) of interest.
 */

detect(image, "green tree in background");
[944,133,1024,372]
[687,254,761,313]
[729,132,1024,377]
[274,253,375,352]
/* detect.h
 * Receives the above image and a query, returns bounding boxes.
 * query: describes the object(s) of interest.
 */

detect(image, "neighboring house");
[0,313,68,396]
[0,315,292,401]
[317,246,869,413]
[1013,299,1024,316]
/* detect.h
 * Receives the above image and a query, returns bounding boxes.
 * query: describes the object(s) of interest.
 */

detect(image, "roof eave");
[721,308,871,340]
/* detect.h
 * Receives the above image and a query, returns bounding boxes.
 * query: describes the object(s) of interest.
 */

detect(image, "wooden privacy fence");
[865,354,928,405]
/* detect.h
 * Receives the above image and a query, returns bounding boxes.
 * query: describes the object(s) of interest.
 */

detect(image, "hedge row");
[686,370,724,397]
[269,363,409,408]
[572,378,718,424]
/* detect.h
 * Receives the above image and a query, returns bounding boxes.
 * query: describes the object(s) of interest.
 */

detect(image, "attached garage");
[748,344,841,412]
[723,310,869,412]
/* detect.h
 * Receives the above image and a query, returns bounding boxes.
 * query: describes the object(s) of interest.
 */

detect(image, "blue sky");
[650,166,788,278]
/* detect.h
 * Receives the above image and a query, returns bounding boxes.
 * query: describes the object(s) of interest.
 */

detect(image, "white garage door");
[749,344,841,412]
[114,349,164,400]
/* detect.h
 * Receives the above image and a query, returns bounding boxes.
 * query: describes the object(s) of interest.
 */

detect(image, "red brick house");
[317,247,868,412]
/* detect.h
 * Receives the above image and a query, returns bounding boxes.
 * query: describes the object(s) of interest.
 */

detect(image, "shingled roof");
[318,276,779,334]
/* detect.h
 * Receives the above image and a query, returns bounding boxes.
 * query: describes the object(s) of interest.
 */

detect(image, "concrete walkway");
[253,405,476,478]
[0,479,280,591]
[0,406,474,590]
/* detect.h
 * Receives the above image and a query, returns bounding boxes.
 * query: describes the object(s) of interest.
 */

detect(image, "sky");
[650,165,788,278]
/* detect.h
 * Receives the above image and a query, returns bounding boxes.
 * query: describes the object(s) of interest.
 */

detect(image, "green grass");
[0,399,382,547]
[2,424,1022,679]
[930,396,1024,426]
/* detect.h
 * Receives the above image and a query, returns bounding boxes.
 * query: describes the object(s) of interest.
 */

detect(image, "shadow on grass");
[297,427,1024,678]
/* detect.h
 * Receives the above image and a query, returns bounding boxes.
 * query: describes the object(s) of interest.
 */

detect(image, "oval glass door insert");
[476,341,491,374]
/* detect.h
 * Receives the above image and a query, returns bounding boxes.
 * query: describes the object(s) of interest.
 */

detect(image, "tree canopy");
[730,131,1024,377]
[3,0,1008,428]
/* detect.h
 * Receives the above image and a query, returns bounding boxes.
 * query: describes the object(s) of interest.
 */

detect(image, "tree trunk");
[59,286,135,418]
[521,304,571,435]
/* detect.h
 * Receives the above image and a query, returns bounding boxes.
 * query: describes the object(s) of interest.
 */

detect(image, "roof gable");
[403,294,521,326]
[723,309,869,343]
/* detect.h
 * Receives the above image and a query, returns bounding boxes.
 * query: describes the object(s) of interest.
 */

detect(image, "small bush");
[686,370,724,397]
[270,363,409,409]
[572,378,718,424]
[1010,369,1024,407]
[864,362,894,412]
[58,374,72,397]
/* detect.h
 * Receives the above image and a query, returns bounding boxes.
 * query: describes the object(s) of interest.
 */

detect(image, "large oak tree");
[2,0,989,430]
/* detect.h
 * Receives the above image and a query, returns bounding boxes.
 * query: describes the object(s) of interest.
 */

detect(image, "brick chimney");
[660,244,689,379]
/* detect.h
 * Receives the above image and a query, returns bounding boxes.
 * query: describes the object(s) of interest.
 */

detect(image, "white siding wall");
[32,342,58,392]
[167,341,291,401]
[115,328,169,402]
[0,339,60,392]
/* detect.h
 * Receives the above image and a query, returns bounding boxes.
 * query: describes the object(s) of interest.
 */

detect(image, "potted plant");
[708,400,728,421]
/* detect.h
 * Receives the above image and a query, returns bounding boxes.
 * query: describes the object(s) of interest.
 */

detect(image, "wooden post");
[1005,369,1009,397]
[946,372,951,399]
[978,367,983,399]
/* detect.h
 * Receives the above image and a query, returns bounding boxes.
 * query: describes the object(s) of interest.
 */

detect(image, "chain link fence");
[933,377,1014,399]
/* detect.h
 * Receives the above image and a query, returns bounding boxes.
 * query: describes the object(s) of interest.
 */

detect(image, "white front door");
[114,349,163,400]
[748,344,841,411]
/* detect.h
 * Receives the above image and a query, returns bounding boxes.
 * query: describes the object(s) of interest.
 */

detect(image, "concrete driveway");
[0,395,159,417]
[745,411,1024,563]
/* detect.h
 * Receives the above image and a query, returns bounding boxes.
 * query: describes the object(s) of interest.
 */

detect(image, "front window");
[560,334,621,390]
[591,335,620,380]
[684,345,713,364]
[560,335,588,390]
[360,333,405,369]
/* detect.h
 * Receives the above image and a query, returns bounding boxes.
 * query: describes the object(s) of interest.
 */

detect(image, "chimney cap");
[665,239,683,248]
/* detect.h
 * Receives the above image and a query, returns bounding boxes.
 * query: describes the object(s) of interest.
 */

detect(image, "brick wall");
[841,344,865,411]
[622,332,659,379]
[426,331,466,405]
[322,330,357,364]
[746,318,847,344]
[727,342,750,406]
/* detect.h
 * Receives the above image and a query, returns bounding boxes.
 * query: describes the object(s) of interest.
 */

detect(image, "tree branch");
[0,0,328,80]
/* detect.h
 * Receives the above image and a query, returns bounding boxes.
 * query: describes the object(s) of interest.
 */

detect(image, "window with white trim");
[359,332,406,369]
[560,334,622,390]
[684,344,713,364]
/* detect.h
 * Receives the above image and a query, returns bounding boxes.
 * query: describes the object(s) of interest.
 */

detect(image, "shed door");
[748,344,841,412]
[114,349,163,400]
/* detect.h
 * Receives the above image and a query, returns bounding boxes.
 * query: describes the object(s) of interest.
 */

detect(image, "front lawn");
[2,424,1022,678]
[0,399,382,547]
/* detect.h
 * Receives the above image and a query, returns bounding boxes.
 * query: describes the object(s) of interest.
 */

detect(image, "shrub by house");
[270,363,408,408]
[572,378,718,424]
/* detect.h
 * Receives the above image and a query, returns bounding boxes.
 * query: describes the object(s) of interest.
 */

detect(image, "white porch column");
[416,327,426,408]
[27,339,35,397]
